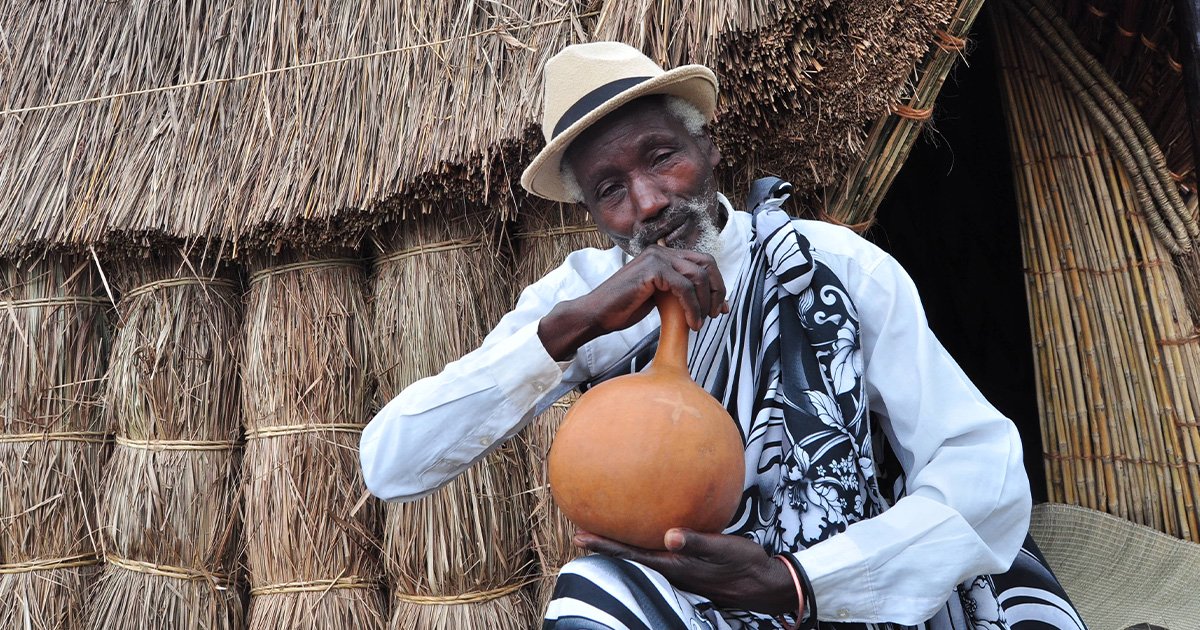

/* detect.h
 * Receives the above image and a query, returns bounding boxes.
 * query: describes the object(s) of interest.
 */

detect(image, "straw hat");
[521,41,719,202]
[1029,503,1200,629]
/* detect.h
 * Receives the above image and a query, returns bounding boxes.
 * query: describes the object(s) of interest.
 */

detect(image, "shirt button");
[478,437,491,447]
[837,608,850,619]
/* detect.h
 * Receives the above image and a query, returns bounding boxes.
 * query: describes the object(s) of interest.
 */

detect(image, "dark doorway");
[868,10,1048,501]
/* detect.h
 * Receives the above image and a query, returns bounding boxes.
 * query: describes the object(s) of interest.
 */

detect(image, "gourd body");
[547,295,745,550]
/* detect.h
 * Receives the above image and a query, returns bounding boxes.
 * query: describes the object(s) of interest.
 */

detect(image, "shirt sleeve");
[359,266,591,503]
[792,250,1032,624]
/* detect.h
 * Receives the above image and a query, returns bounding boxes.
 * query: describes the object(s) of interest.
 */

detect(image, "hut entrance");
[869,12,1048,501]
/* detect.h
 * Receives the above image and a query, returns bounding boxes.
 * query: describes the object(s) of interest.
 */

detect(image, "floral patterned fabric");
[551,180,1084,629]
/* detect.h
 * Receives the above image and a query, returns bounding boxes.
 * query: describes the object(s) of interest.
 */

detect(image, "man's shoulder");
[787,217,889,274]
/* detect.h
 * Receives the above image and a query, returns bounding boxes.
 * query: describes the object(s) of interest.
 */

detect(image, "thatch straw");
[241,254,385,630]
[0,0,970,259]
[509,200,609,609]
[370,207,534,628]
[0,255,111,628]
[86,255,245,629]
[993,4,1200,541]
[828,0,986,227]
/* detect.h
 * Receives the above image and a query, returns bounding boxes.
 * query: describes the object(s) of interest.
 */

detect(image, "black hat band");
[551,76,653,139]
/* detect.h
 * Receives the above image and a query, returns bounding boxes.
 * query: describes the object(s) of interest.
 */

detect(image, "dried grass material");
[512,201,610,290]
[86,569,244,629]
[0,564,102,630]
[85,256,245,629]
[994,7,1200,541]
[0,1,589,255]
[390,593,534,630]
[3,0,966,258]
[1,255,111,628]
[524,397,583,612]
[241,255,384,629]
[509,201,608,610]
[828,0,986,227]
[371,209,534,624]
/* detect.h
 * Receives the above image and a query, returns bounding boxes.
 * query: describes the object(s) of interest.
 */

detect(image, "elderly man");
[361,42,1086,629]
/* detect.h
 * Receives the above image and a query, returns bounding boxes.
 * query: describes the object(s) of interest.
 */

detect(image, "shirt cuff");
[792,530,873,623]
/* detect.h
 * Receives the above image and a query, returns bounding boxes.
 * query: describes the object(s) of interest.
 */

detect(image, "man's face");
[563,98,723,256]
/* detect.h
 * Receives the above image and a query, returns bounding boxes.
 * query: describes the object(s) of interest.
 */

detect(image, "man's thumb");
[663,528,694,552]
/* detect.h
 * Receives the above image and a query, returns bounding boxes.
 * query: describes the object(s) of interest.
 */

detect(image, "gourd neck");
[653,293,690,373]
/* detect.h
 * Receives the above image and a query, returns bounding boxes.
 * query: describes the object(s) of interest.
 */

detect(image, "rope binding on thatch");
[243,423,364,439]
[119,277,241,303]
[376,238,483,265]
[0,431,110,444]
[249,576,377,596]
[393,580,534,605]
[0,296,109,309]
[891,104,934,121]
[933,30,967,52]
[0,554,102,574]
[0,11,602,119]
[516,225,600,240]
[105,554,233,586]
[114,435,240,451]
[248,259,362,284]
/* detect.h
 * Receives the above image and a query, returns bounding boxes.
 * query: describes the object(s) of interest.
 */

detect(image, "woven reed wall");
[0,256,111,627]
[994,3,1200,541]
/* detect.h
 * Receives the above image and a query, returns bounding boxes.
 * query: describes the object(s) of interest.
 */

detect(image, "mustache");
[629,196,711,253]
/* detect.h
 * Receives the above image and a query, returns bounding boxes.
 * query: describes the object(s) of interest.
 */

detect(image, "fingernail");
[664,530,685,551]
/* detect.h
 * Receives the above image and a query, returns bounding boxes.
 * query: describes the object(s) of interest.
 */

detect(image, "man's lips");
[646,215,692,247]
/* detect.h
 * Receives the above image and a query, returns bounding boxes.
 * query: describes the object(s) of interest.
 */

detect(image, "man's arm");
[361,244,728,502]
[790,248,1031,623]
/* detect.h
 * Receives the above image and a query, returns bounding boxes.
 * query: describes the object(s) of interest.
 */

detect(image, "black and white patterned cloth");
[544,181,1086,630]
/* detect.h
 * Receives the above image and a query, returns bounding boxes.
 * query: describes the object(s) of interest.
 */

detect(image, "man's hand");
[539,244,728,361]
[573,528,801,616]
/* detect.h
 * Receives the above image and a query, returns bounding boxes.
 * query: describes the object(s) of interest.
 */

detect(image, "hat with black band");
[520,41,719,203]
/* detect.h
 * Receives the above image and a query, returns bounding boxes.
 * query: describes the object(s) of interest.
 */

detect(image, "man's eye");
[652,151,675,165]
[598,185,622,199]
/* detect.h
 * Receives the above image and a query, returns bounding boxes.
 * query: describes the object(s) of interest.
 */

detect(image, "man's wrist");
[538,297,600,361]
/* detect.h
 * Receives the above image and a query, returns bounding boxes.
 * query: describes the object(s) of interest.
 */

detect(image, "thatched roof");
[0,0,954,258]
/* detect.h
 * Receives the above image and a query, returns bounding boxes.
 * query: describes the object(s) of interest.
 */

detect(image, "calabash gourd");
[547,292,745,550]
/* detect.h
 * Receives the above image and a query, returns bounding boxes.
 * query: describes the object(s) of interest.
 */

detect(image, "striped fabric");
[544,180,1086,629]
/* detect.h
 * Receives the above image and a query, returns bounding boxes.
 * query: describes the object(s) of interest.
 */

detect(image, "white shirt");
[361,203,1031,624]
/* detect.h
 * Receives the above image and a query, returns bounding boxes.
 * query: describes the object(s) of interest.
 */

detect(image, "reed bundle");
[993,5,1200,541]
[241,254,385,630]
[86,255,245,629]
[828,0,986,227]
[510,201,609,608]
[370,209,534,629]
[1008,0,1200,321]
[0,255,111,628]
[1056,0,1196,192]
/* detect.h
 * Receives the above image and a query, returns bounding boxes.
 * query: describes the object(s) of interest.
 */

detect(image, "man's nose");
[628,174,669,223]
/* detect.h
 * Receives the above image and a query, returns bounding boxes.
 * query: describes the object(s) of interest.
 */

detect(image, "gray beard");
[624,194,723,258]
